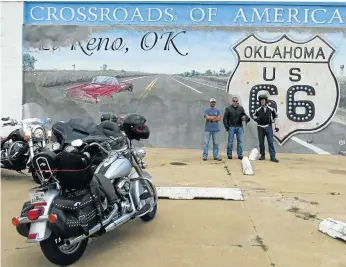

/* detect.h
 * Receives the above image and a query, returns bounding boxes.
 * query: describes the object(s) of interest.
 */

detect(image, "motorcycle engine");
[115,178,131,196]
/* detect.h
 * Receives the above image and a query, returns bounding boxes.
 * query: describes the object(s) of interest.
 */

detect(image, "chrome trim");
[15,215,49,224]
[28,139,35,160]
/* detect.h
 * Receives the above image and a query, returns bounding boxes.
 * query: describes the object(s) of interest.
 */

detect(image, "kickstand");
[17,170,29,176]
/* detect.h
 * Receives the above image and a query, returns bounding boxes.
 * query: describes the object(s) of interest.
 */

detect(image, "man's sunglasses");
[232,100,238,103]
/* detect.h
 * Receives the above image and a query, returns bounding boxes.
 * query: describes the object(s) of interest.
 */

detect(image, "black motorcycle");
[1,116,51,183]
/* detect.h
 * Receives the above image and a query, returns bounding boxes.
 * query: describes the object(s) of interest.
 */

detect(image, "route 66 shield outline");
[226,33,340,146]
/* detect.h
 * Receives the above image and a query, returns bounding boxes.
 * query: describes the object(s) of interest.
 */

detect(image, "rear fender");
[129,171,152,209]
[26,189,60,243]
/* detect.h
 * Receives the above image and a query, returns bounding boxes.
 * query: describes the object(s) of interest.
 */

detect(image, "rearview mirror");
[1,117,9,121]
[71,139,83,147]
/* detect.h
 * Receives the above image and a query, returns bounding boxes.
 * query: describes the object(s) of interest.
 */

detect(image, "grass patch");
[255,235,268,252]
[288,206,300,213]
[287,206,318,220]
[293,197,319,205]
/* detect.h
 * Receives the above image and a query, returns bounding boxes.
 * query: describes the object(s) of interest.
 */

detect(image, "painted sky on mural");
[25,30,346,75]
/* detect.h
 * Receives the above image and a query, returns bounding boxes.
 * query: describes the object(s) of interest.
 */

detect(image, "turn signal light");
[27,207,45,221]
[12,217,20,226]
[48,213,57,224]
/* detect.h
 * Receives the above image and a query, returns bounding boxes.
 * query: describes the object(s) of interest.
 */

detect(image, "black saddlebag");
[49,179,105,238]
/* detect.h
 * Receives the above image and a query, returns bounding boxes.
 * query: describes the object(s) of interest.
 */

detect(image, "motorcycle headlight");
[33,128,44,138]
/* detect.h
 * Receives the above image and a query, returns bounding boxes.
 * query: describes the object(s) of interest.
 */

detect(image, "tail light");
[27,207,45,221]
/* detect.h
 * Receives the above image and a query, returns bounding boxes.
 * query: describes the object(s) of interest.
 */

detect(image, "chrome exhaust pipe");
[65,196,138,246]
[65,205,118,246]
[104,211,135,233]
[104,194,137,233]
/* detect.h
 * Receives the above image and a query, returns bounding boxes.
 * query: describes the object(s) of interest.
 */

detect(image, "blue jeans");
[203,131,219,159]
[227,126,243,157]
[258,126,276,159]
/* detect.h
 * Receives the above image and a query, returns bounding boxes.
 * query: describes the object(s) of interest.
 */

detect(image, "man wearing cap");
[253,94,279,163]
[203,98,222,161]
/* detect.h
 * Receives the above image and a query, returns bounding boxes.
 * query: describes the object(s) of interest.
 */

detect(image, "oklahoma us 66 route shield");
[226,34,340,146]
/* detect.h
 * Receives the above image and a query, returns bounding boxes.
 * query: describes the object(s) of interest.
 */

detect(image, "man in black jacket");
[223,96,250,160]
[253,94,279,163]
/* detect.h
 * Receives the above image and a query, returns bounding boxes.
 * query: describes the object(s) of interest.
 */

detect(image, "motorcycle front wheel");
[40,234,88,266]
[140,202,157,222]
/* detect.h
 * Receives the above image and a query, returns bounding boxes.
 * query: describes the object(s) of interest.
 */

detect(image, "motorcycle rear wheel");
[40,234,88,266]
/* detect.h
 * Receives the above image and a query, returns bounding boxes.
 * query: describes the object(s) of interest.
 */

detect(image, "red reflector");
[32,202,47,207]
[48,213,57,224]
[27,207,45,221]
[12,217,20,226]
[27,233,37,240]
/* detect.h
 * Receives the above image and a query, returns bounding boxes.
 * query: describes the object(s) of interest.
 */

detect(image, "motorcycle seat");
[94,121,122,138]
[68,118,98,134]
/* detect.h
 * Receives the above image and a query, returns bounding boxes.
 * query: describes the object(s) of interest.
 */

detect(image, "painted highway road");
[27,74,346,155]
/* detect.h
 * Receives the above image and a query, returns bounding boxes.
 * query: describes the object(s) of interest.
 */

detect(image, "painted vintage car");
[63,75,133,103]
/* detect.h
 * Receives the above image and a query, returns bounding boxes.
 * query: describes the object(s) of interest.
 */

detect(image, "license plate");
[29,191,46,205]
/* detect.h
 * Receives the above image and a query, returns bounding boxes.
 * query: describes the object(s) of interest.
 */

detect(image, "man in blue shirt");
[203,98,222,161]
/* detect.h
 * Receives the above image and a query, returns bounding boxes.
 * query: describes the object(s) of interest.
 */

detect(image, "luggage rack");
[34,156,58,183]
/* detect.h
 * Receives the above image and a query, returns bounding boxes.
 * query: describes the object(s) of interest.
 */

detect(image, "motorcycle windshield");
[22,103,50,125]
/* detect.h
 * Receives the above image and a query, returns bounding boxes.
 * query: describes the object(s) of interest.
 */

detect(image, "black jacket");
[223,105,250,129]
[253,105,278,127]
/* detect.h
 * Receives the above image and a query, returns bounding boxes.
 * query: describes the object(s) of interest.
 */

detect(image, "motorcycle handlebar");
[80,136,127,154]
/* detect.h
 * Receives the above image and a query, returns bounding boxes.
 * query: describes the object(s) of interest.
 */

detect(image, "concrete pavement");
[2,148,346,267]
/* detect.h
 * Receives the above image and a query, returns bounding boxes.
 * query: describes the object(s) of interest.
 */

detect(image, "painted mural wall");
[23,2,346,154]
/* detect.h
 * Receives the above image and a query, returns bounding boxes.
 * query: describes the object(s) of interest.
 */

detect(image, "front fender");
[129,171,152,209]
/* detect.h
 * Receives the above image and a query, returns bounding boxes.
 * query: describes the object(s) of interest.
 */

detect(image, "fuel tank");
[95,157,132,179]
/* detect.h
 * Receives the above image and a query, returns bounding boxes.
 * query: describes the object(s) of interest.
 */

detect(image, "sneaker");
[238,156,243,160]
[214,158,222,161]
[259,155,265,160]
[203,158,207,161]
[270,158,279,163]
[228,156,232,159]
